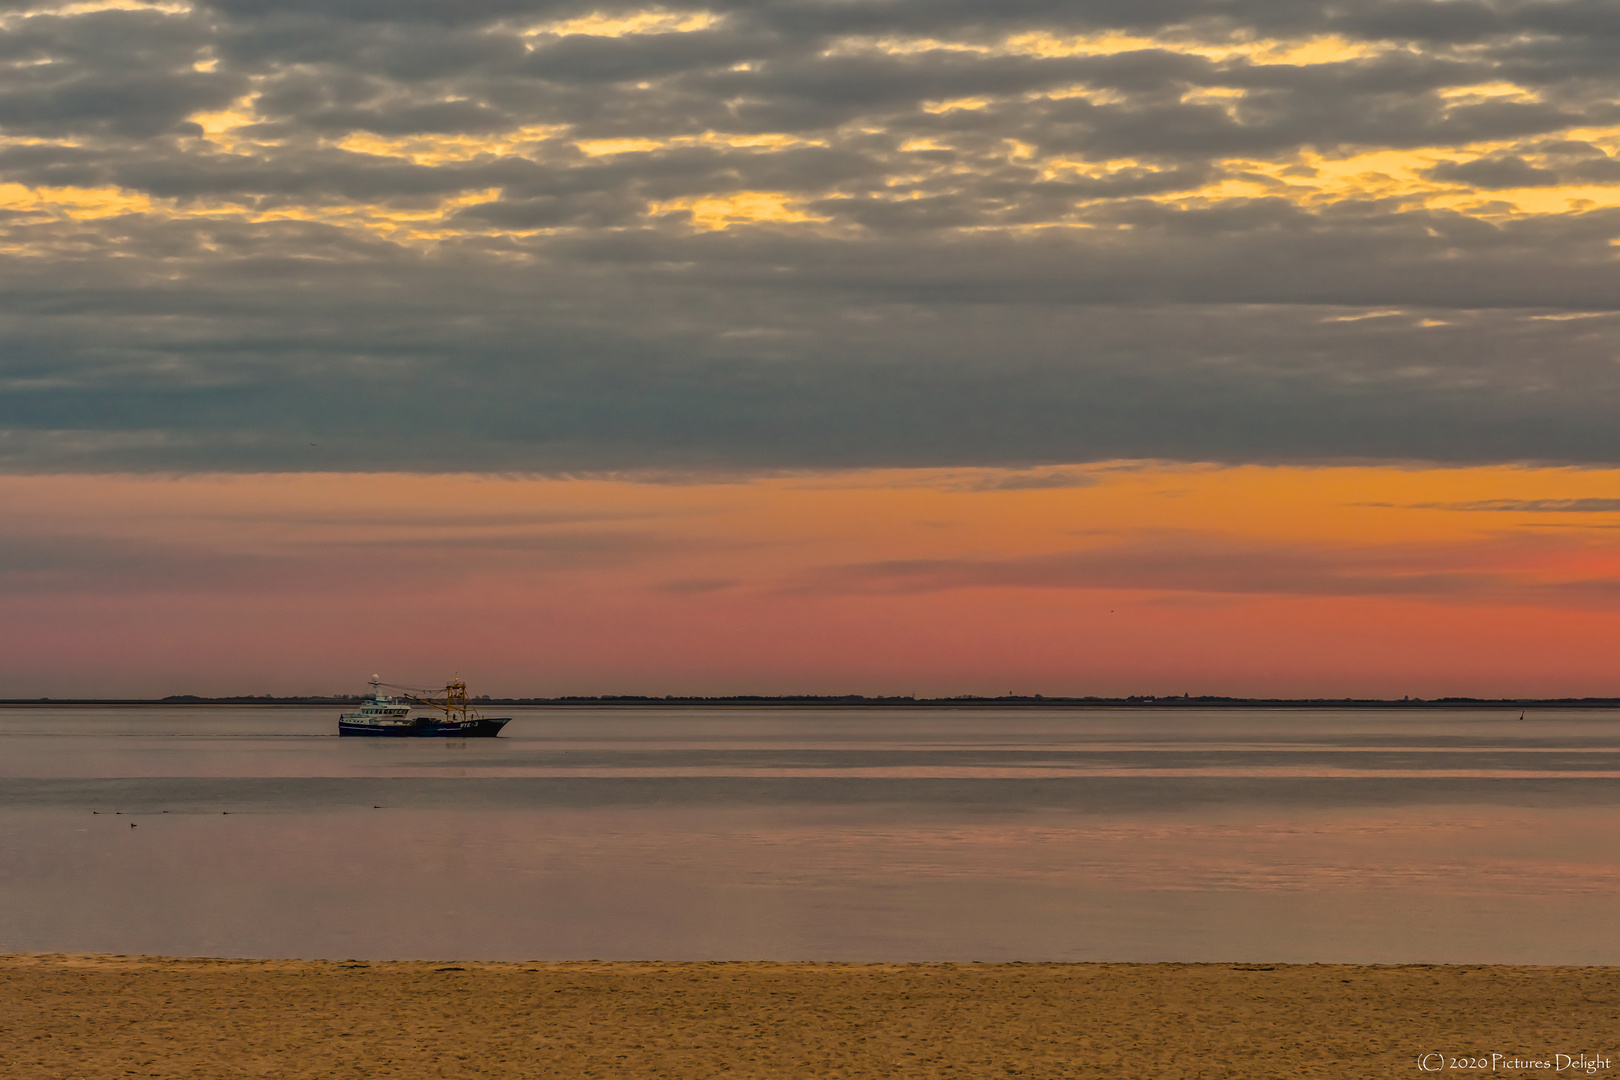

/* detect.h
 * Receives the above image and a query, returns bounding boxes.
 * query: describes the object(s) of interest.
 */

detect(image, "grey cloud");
[1333,1,1507,44]
[6,202,1620,471]
[520,29,783,84]
[1566,158,1620,183]
[802,534,1523,599]
[1516,0,1620,41]
[0,10,241,138]
[197,0,590,26]
[962,471,1101,491]
[0,532,281,595]
[220,508,696,527]
[797,531,1620,609]
[178,0,1620,53]
[1427,155,1564,189]
[0,523,682,596]
[0,530,410,596]
[0,66,241,139]
[453,192,644,228]
[2,2,1620,473]
[1422,499,1620,513]
[174,8,1608,154]
[296,99,517,136]
[108,150,537,203]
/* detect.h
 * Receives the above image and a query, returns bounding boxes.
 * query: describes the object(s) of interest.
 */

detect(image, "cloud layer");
[4,0,1620,471]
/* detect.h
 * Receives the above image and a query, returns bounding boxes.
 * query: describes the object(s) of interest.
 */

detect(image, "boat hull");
[338,717,510,737]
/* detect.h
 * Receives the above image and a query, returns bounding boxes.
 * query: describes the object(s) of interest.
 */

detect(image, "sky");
[5,0,1620,697]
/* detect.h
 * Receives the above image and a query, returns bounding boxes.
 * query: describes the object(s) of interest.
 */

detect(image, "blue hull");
[339,717,510,737]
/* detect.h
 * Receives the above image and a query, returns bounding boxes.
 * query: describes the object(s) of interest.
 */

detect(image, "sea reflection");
[1,706,1619,962]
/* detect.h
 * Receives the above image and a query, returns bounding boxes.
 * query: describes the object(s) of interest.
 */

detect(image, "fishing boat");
[338,676,511,737]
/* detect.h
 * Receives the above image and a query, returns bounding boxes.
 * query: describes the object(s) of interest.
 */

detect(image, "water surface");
[2,705,1617,962]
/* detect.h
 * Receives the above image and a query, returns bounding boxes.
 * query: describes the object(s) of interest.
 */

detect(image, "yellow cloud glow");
[524,10,720,39]
[653,191,828,230]
[336,127,567,166]
[576,138,668,156]
[6,0,189,16]
[921,98,993,114]
[1437,82,1540,104]
[1427,185,1620,216]
[22,25,1607,237]
[189,104,261,153]
[1003,30,1388,65]
[577,133,827,156]
[0,183,156,219]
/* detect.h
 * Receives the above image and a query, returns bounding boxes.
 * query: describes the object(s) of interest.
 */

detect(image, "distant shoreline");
[4,694,1619,709]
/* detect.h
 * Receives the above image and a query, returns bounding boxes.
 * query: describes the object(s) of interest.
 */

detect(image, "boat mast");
[403,679,476,723]
[446,679,468,722]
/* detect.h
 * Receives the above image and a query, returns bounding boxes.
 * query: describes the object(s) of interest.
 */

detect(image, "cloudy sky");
[6,0,1620,697]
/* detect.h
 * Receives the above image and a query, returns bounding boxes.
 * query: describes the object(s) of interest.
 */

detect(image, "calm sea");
[2,705,1619,963]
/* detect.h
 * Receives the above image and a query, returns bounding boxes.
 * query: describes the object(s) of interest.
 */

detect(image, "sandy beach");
[3,955,1616,1078]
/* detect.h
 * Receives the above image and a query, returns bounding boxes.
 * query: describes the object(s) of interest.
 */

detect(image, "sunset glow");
[7,464,1620,698]
[5,1,1620,696]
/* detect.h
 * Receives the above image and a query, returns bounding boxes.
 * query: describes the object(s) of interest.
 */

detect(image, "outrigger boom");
[405,679,478,722]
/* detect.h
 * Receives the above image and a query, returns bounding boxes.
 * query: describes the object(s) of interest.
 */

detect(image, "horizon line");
[3,694,1613,709]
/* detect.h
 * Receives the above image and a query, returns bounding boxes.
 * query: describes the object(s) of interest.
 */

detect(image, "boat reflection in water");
[337,676,510,737]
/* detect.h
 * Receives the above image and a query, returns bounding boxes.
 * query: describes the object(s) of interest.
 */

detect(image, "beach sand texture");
[3,955,1615,1078]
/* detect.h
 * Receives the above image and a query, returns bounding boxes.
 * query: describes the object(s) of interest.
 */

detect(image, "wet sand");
[3,955,1616,1078]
